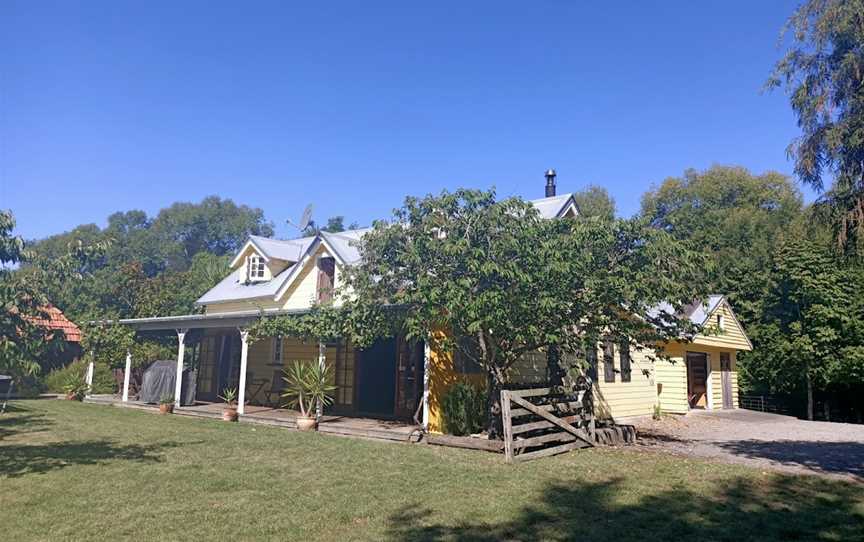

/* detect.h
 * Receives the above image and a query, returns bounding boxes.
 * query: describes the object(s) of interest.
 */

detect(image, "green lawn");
[1,401,862,541]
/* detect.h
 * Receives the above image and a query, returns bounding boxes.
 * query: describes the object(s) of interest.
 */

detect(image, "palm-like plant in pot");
[219,387,239,421]
[281,360,336,431]
[158,393,174,414]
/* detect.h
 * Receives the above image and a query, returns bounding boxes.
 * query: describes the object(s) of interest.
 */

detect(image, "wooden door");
[356,337,397,416]
[720,352,733,409]
[686,352,708,409]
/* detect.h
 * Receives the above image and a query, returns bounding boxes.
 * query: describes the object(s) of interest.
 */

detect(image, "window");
[603,339,615,383]
[247,255,266,281]
[273,336,283,364]
[716,314,725,330]
[619,339,631,382]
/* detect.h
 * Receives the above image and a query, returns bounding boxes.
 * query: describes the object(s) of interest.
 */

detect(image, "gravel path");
[633,409,864,482]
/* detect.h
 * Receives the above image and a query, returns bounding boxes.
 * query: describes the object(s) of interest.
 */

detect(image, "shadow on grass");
[0,413,55,441]
[0,439,184,478]
[386,475,864,541]
[715,440,864,481]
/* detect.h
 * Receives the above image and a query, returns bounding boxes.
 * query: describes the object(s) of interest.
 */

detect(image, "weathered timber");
[501,390,515,463]
[514,440,590,462]
[509,400,585,418]
[426,434,504,452]
[513,430,578,450]
[511,415,582,435]
[509,395,594,447]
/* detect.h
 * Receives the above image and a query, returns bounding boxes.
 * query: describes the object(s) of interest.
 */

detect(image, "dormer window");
[247,255,266,282]
[716,314,725,331]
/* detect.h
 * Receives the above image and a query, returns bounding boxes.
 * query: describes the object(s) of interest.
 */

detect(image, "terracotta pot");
[223,408,238,422]
[295,416,318,431]
[66,393,78,401]
[159,403,174,415]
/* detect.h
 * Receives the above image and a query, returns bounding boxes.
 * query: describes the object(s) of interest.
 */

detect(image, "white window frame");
[716,313,725,331]
[247,254,266,282]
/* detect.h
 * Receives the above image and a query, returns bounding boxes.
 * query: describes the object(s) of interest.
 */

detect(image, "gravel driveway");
[634,409,864,482]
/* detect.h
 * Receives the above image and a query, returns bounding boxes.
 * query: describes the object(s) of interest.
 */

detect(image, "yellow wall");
[655,342,739,414]
[592,345,658,420]
[692,302,752,351]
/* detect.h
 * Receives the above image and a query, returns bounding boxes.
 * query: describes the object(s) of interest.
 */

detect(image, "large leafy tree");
[1,210,107,378]
[573,185,616,221]
[768,0,864,251]
[640,165,802,324]
[343,189,706,436]
[746,232,864,419]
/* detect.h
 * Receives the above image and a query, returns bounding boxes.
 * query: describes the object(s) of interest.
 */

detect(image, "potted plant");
[218,387,239,421]
[281,360,336,431]
[158,394,174,414]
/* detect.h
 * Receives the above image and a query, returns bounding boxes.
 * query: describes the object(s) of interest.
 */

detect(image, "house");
[24,305,83,372]
[113,172,751,432]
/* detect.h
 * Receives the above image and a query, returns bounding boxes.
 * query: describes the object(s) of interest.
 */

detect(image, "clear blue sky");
[1,1,809,240]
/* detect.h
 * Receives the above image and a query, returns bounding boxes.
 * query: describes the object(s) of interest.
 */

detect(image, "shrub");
[441,381,486,436]
[44,359,114,394]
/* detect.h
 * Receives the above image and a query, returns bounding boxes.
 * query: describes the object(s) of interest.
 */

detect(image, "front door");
[356,337,397,416]
[720,352,733,409]
[686,352,708,409]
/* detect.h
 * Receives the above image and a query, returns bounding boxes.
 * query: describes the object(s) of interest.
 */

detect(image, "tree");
[302,215,359,236]
[342,189,707,436]
[768,0,864,251]
[1,210,107,378]
[573,185,616,221]
[747,232,863,419]
[640,165,802,324]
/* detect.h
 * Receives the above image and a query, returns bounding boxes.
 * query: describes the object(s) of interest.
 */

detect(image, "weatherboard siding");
[692,303,751,351]
[593,345,658,420]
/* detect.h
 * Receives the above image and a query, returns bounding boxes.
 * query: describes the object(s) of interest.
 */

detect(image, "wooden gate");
[501,386,595,463]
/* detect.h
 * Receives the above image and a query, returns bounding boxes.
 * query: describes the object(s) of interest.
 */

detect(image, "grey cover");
[139,361,196,406]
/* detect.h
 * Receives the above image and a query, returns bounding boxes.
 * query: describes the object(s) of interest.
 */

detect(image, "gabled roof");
[529,193,579,219]
[229,235,315,267]
[23,306,81,342]
[647,295,724,327]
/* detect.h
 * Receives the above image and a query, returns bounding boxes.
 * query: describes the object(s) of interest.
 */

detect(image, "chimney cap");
[545,169,556,179]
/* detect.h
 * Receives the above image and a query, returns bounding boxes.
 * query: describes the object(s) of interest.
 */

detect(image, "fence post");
[501,390,514,464]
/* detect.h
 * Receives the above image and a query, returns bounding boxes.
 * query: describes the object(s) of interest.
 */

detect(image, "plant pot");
[296,416,318,431]
[159,403,174,415]
[222,408,238,422]
[66,393,78,401]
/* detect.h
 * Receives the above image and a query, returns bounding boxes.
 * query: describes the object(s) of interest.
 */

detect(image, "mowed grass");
[1,401,863,541]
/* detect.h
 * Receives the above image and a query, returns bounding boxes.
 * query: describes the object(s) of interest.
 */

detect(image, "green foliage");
[158,394,174,405]
[280,360,336,417]
[44,359,113,396]
[219,387,237,408]
[343,188,707,435]
[768,0,864,251]
[573,185,616,221]
[441,382,487,436]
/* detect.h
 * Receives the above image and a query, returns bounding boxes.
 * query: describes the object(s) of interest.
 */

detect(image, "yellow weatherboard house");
[115,178,751,434]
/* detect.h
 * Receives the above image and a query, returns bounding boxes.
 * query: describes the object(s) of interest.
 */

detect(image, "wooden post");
[237,329,249,415]
[422,342,431,430]
[705,354,713,410]
[174,329,187,408]
[122,350,132,402]
[85,359,95,397]
[316,342,326,419]
[501,390,514,463]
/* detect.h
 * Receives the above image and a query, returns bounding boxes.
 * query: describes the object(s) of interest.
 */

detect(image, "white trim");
[556,196,580,218]
[229,239,272,268]
[247,254,267,282]
[174,329,187,408]
[272,237,323,300]
[237,329,249,415]
[122,350,132,402]
[85,360,94,396]
[422,342,431,430]
[316,342,326,419]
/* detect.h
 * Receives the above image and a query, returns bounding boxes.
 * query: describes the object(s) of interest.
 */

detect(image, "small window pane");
[619,339,631,382]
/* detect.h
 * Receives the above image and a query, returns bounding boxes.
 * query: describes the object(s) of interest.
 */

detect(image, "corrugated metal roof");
[647,295,725,327]
[528,193,578,219]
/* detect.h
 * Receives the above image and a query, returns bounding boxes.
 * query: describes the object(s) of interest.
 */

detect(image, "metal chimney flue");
[545,169,557,197]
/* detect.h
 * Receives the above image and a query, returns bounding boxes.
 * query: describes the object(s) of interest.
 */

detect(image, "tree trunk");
[486,367,505,440]
[806,371,814,421]
[547,345,564,387]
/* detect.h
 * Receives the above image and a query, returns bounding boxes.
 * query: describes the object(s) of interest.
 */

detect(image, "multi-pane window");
[247,255,266,281]
[584,339,598,382]
[619,339,631,382]
[716,314,725,330]
[603,340,615,383]
[273,336,283,364]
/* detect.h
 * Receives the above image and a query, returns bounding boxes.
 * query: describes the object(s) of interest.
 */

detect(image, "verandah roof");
[111,308,312,332]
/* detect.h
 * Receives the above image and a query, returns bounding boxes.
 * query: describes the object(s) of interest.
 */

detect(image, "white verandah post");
[85,354,95,397]
[122,350,132,402]
[174,329,187,408]
[237,329,249,415]
[422,341,431,430]
[316,342,327,419]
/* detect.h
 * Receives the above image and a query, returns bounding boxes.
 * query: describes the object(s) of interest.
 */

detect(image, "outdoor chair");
[263,370,285,407]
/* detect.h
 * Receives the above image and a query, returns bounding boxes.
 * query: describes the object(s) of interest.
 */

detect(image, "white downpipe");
[122,350,132,402]
[316,342,326,419]
[422,342,431,430]
[706,353,713,410]
[174,330,186,408]
[237,329,249,415]
[85,359,95,397]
